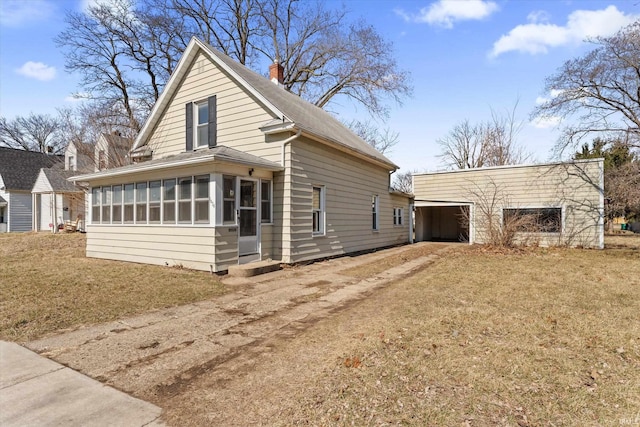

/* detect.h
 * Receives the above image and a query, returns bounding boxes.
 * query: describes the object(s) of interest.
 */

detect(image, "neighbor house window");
[503,207,562,233]
[112,185,122,223]
[261,180,272,223]
[178,177,192,223]
[196,101,208,148]
[194,175,209,222]
[372,195,379,231]
[148,180,161,223]
[393,207,404,226]
[101,186,111,223]
[163,179,176,223]
[223,175,235,223]
[68,155,75,171]
[91,187,100,223]
[135,182,147,223]
[123,184,134,223]
[312,186,325,235]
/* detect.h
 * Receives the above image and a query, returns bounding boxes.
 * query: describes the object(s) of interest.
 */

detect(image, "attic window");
[196,101,208,148]
[186,96,217,151]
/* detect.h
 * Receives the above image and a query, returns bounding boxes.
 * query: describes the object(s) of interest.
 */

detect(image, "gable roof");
[38,168,82,193]
[0,147,63,191]
[133,38,397,170]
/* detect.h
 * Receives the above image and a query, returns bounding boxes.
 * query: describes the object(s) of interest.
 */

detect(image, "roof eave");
[69,153,283,183]
[297,129,398,171]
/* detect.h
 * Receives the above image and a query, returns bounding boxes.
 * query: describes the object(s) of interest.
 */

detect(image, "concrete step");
[227,260,282,277]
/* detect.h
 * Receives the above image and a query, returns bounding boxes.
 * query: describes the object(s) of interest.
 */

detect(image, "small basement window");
[503,207,562,233]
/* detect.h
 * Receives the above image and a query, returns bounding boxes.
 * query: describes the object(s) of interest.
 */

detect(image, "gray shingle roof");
[0,147,63,191]
[70,145,282,181]
[42,169,82,192]
[206,42,397,169]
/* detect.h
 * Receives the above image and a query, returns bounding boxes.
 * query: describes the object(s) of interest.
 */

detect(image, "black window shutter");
[208,95,217,148]
[185,102,193,151]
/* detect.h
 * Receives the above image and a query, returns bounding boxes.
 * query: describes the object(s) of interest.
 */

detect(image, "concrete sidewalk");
[0,341,163,426]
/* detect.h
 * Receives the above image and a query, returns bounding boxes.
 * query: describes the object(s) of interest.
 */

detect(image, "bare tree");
[391,170,416,194]
[0,113,63,154]
[347,119,399,154]
[575,138,640,225]
[438,103,529,169]
[57,0,412,130]
[533,21,640,153]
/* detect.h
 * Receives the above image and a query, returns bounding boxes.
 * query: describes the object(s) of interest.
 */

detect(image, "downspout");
[281,129,302,167]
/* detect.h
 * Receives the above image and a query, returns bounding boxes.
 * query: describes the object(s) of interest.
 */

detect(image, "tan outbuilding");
[412,159,604,248]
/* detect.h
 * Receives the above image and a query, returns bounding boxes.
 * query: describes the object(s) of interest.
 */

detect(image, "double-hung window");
[135,182,147,223]
[196,101,208,148]
[148,181,161,223]
[261,180,272,223]
[101,186,111,223]
[223,176,236,223]
[123,184,134,223]
[163,179,176,223]
[112,185,122,223]
[178,177,192,223]
[194,175,209,223]
[372,195,379,231]
[91,187,100,224]
[393,207,403,226]
[312,186,325,235]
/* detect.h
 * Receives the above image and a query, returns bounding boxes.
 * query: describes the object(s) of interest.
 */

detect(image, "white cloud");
[395,0,498,28]
[0,0,55,27]
[490,5,639,57]
[15,61,56,81]
[531,116,561,129]
[535,89,564,105]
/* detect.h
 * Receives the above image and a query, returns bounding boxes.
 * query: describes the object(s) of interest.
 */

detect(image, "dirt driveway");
[27,243,454,423]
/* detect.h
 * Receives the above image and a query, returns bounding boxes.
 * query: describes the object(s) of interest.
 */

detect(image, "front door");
[238,179,259,258]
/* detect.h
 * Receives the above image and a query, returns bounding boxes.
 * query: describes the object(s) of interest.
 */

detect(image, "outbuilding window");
[503,207,562,233]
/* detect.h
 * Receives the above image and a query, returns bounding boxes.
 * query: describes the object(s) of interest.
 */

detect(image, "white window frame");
[194,175,210,223]
[393,207,404,226]
[372,195,379,231]
[195,100,209,148]
[260,180,272,224]
[312,185,325,236]
[222,175,236,224]
[91,187,100,224]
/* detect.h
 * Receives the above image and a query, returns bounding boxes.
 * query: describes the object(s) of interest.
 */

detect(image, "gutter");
[280,129,302,167]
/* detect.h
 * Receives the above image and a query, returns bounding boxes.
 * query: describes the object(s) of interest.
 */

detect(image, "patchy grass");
[160,236,640,426]
[0,233,224,342]
[341,243,450,278]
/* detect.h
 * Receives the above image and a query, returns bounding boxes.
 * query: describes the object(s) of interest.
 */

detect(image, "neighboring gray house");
[0,147,62,232]
[32,141,94,232]
[412,159,605,248]
[71,37,412,272]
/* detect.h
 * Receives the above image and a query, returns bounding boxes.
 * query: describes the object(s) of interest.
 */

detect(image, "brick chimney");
[269,59,284,86]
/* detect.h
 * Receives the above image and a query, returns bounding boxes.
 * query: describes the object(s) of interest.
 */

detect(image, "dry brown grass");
[341,243,450,278]
[160,235,640,426]
[0,233,224,342]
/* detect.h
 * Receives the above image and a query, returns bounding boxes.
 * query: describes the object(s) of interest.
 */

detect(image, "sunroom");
[70,146,283,272]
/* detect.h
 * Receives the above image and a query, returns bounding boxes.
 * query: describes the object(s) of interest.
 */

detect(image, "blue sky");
[1,0,638,172]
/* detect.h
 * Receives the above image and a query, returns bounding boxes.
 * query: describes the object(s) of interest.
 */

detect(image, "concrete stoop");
[227,260,282,277]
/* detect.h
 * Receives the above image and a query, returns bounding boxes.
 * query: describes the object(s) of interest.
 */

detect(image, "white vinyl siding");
[147,51,281,162]
[277,136,411,264]
[85,225,238,272]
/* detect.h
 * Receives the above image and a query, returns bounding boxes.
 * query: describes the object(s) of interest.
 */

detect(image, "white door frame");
[237,177,260,260]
